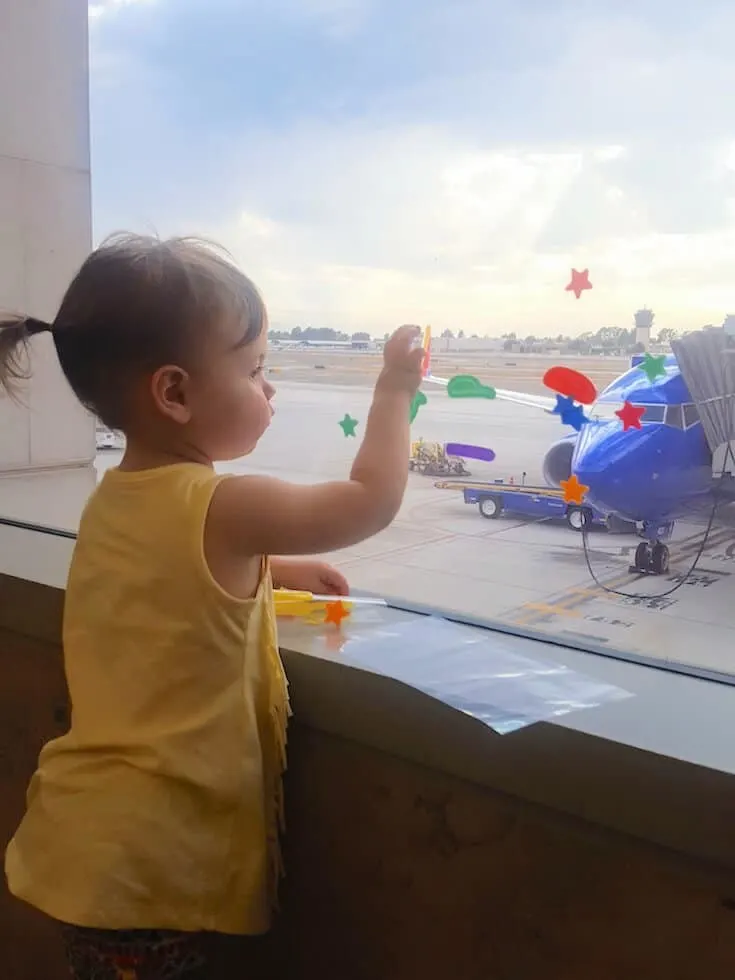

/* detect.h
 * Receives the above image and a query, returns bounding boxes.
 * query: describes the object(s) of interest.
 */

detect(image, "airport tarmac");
[92,380,735,679]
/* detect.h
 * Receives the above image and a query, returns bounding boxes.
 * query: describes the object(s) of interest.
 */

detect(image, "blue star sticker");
[550,394,574,416]
[550,394,589,431]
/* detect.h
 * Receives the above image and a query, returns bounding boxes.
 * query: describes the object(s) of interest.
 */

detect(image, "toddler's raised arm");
[207,325,424,556]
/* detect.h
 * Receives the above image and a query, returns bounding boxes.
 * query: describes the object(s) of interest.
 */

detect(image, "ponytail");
[0,315,53,396]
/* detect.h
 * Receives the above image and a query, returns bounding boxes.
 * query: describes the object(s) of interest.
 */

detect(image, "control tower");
[634,308,655,350]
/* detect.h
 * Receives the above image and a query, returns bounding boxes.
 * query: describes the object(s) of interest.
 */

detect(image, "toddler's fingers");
[409,346,425,370]
[390,324,422,351]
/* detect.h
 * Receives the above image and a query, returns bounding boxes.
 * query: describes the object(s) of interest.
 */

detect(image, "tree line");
[496,325,681,353]
[268,327,371,342]
[269,322,727,349]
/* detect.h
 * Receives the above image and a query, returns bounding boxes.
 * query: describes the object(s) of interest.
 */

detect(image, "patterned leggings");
[61,925,207,980]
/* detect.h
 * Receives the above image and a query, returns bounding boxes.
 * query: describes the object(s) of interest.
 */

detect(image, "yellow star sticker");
[560,474,589,505]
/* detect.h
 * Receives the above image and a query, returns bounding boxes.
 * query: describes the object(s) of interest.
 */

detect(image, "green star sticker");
[409,391,427,423]
[338,413,358,437]
[638,353,667,383]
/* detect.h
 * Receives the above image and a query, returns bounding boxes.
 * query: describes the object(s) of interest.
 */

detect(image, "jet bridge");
[671,326,735,478]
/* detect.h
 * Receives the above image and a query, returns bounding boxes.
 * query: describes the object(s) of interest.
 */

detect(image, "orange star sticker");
[324,600,350,627]
[560,474,589,505]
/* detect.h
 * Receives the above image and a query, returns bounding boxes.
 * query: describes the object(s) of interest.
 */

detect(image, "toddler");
[0,234,423,979]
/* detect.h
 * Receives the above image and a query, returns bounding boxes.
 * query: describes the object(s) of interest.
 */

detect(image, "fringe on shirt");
[265,613,292,912]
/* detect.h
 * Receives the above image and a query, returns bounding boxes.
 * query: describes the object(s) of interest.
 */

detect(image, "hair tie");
[25,317,53,336]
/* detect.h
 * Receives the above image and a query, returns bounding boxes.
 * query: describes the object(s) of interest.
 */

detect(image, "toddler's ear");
[150,365,193,425]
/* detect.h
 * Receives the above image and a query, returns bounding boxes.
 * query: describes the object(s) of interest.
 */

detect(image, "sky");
[88,0,735,336]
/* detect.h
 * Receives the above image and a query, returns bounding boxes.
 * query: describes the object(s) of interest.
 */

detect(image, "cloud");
[89,0,735,334]
[205,123,730,334]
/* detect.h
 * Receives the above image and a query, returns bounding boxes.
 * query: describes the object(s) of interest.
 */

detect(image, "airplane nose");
[572,421,627,513]
[572,420,671,522]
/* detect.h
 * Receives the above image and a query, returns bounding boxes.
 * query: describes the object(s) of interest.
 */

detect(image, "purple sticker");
[445,443,496,463]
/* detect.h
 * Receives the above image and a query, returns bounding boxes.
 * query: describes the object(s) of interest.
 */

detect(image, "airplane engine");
[542,435,576,488]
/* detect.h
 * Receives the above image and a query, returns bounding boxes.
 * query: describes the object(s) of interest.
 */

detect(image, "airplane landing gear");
[630,521,674,575]
[633,541,670,575]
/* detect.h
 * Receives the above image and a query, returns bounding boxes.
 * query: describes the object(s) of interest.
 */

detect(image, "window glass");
[2,1,734,682]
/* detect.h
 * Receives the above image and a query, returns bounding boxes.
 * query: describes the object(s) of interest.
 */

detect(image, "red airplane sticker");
[543,366,597,405]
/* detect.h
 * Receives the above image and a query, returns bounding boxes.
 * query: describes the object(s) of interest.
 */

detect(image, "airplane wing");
[494,388,559,411]
[424,373,558,412]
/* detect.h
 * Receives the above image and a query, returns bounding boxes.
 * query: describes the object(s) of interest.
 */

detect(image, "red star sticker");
[560,474,589,505]
[565,268,593,299]
[324,600,350,627]
[615,401,646,431]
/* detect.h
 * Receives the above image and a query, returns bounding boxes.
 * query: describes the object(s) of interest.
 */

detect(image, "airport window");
[2,0,735,686]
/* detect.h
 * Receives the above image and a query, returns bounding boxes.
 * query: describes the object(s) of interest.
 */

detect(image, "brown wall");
[279,726,735,980]
[2,576,735,979]
[1,628,69,979]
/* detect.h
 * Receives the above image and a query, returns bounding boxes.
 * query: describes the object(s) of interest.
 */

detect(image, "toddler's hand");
[378,325,424,397]
[274,558,350,596]
[310,561,350,597]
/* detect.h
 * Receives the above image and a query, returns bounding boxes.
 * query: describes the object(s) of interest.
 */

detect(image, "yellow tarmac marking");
[512,527,735,628]
[523,603,581,618]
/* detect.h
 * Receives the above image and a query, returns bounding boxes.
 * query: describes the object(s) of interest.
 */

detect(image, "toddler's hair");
[0,233,266,429]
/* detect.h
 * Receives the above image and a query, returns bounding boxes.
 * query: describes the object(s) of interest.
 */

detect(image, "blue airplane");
[424,338,730,575]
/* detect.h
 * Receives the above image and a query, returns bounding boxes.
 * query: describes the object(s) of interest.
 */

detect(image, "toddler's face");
[189,317,275,462]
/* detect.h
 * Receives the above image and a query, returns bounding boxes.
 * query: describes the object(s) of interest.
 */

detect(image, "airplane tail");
[421,325,432,378]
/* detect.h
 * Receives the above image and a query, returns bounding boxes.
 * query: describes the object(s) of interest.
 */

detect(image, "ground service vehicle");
[434,480,623,532]
[409,440,470,477]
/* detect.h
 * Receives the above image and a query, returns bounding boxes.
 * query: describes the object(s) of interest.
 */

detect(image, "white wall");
[0,0,95,476]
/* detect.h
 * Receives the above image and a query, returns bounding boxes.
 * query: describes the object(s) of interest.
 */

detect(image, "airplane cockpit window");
[640,404,665,423]
[589,402,621,421]
[589,402,698,428]
[683,403,700,428]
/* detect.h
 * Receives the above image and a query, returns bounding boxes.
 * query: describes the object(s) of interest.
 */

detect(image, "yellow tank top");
[4,463,290,935]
